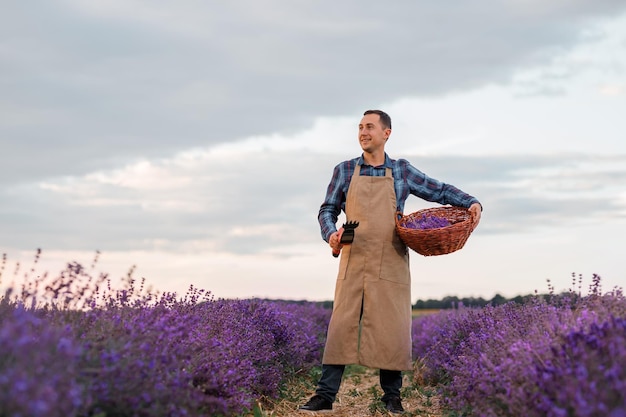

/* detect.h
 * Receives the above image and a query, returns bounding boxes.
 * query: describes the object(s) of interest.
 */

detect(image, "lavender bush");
[0,253,331,416]
[411,274,626,416]
[0,301,85,417]
[533,316,626,417]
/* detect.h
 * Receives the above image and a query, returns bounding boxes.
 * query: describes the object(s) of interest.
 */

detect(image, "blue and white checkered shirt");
[318,153,481,242]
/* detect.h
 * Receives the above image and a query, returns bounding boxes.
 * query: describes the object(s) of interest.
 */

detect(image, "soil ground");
[254,364,444,417]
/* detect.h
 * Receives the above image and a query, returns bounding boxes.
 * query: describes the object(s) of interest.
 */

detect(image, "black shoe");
[299,395,332,412]
[383,396,404,414]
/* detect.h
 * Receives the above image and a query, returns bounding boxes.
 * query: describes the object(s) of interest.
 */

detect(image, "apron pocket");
[336,245,351,280]
[379,241,410,285]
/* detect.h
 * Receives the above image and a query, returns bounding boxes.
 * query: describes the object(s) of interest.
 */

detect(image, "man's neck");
[363,151,385,167]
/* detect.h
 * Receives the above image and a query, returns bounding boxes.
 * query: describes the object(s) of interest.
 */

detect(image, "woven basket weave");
[395,206,473,256]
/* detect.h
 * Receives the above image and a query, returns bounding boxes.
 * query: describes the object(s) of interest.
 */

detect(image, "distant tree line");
[258,293,552,311]
[411,293,538,310]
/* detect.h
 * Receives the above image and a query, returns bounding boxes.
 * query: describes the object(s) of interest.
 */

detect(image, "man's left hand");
[469,203,482,231]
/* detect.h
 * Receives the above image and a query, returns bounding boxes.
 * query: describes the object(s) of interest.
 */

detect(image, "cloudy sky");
[2,1,625,302]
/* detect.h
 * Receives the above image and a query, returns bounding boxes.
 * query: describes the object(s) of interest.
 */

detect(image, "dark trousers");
[315,364,402,403]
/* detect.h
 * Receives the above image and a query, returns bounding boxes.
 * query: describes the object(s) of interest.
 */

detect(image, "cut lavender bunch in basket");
[404,214,451,230]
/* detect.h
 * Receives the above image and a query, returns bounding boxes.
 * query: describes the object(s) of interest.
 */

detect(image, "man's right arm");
[318,163,346,242]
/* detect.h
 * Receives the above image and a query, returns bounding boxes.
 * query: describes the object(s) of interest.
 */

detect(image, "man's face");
[358,113,390,153]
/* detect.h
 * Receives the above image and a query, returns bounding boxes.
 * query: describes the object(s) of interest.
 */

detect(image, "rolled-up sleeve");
[318,163,347,242]
[402,159,481,209]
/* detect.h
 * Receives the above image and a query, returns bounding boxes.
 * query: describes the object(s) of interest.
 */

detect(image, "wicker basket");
[395,206,473,256]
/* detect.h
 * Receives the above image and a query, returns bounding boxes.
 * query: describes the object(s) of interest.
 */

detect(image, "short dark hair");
[363,110,392,130]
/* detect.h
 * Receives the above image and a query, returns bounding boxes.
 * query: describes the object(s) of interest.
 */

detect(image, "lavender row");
[411,275,626,416]
[0,265,331,417]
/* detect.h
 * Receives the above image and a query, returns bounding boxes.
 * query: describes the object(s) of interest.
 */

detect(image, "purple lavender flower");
[411,276,626,417]
[2,259,333,417]
[0,305,86,417]
[404,214,451,230]
[532,316,626,417]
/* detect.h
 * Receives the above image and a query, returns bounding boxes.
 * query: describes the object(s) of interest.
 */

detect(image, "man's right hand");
[330,227,345,257]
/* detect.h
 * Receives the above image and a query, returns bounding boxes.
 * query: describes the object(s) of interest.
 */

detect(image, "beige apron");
[322,165,413,371]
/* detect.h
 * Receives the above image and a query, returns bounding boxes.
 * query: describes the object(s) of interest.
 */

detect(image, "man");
[299,110,482,414]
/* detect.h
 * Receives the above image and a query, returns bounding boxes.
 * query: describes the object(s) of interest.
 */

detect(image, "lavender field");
[1,252,625,416]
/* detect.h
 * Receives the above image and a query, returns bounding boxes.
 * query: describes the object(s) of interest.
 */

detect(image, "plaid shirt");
[318,154,481,242]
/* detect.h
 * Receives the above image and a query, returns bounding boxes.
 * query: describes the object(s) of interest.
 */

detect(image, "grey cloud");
[1,152,624,255]
[2,1,626,184]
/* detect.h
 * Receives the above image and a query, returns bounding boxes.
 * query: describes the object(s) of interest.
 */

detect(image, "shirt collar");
[357,153,393,168]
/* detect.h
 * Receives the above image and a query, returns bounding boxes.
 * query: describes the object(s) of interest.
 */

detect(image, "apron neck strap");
[353,165,393,178]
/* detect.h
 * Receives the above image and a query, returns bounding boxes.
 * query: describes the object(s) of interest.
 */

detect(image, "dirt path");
[261,365,444,417]
[324,367,442,417]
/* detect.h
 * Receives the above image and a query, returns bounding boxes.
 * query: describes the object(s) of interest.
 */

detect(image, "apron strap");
[353,165,393,178]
